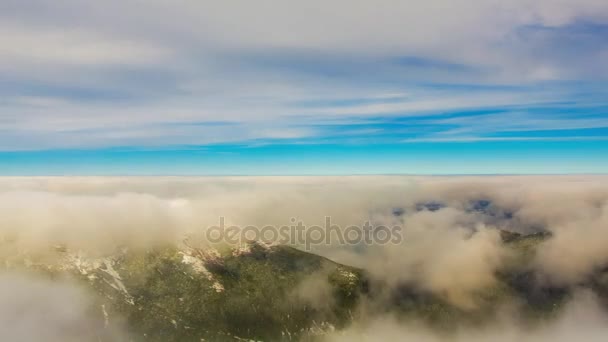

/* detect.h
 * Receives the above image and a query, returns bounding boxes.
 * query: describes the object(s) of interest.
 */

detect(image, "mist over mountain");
[1,176,608,341]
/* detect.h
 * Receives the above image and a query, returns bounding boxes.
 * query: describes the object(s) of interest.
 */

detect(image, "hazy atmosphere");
[1,176,608,340]
[2,0,608,341]
[1,0,608,174]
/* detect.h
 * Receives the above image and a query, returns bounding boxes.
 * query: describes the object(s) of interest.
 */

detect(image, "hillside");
[2,230,606,341]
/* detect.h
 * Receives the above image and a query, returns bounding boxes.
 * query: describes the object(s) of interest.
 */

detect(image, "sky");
[1,0,608,175]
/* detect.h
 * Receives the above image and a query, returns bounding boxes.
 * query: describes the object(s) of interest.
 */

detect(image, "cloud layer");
[1,1,608,149]
[1,176,608,339]
[1,176,608,288]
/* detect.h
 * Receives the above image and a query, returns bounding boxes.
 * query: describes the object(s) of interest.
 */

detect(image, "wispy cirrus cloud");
[0,0,608,151]
[401,136,608,143]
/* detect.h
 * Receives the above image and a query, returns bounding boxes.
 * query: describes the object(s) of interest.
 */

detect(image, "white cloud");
[0,23,171,67]
[1,0,607,149]
[2,175,608,307]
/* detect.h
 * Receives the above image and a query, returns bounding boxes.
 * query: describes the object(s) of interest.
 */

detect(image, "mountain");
[2,241,365,341]
[2,230,607,341]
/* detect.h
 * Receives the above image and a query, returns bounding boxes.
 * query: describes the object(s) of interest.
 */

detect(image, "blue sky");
[1,0,608,175]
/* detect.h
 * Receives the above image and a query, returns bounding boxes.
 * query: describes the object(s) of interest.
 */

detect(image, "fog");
[0,273,125,341]
[0,176,607,340]
[323,290,608,342]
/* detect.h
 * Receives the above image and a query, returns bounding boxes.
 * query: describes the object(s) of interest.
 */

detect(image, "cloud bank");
[1,176,608,339]
[1,176,608,287]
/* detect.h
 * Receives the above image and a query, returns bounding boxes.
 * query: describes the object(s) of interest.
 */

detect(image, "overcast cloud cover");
[1,0,608,157]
